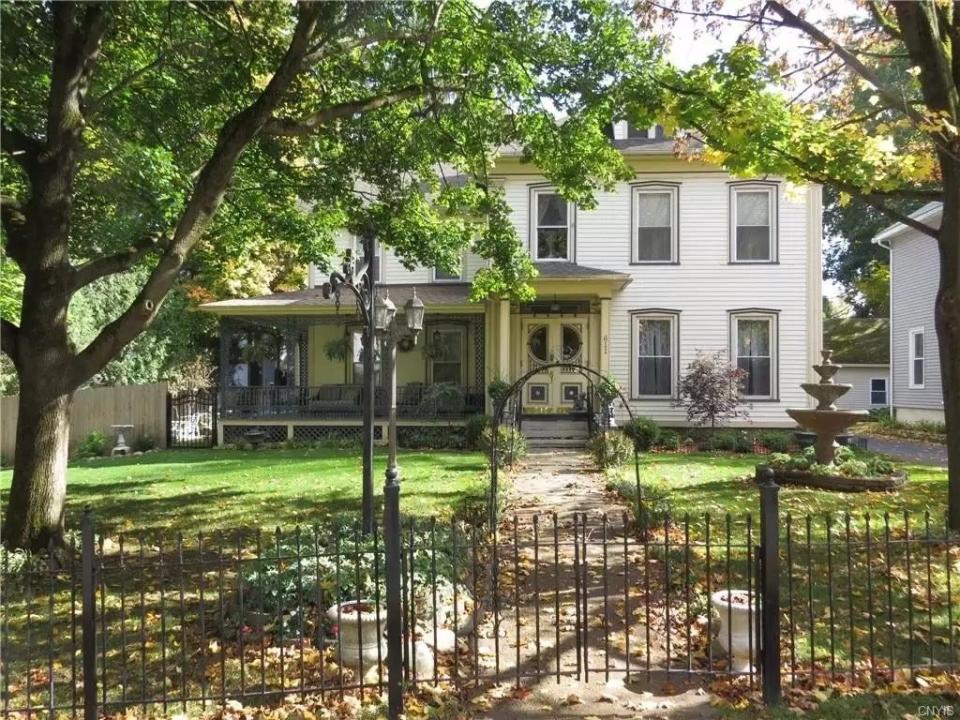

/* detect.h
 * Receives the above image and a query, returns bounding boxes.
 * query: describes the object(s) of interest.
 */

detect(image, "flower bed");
[764,446,907,492]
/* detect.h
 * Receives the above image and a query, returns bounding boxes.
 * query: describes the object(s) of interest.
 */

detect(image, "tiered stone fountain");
[786,349,869,464]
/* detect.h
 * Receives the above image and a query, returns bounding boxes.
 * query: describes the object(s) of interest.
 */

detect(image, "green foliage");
[757,430,791,453]
[611,478,672,538]
[131,435,157,453]
[622,416,661,451]
[76,432,108,459]
[419,383,465,416]
[596,375,622,405]
[487,379,511,413]
[463,415,491,450]
[656,429,681,450]
[767,446,898,478]
[702,429,753,453]
[479,425,527,467]
[239,520,468,635]
[400,427,466,450]
[587,430,633,469]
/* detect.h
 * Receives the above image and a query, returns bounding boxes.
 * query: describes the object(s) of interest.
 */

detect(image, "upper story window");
[433,256,464,282]
[631,311,678,398]
[730,310,778,399]
[730,184,777,263]
[531,187,573,261]
[632,184,678,263]
[909,328,925,388]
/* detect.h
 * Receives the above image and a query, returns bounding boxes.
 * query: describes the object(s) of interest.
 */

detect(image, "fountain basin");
[762,464,908,492]
[787,408,869,464]
[799,382,852,411]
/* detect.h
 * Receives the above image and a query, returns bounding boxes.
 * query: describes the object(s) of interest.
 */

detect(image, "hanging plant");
[324,335,351,362]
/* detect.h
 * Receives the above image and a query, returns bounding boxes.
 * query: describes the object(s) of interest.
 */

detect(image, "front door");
[520,317,589,411]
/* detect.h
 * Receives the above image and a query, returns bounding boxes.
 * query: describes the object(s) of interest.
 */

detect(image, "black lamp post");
[321,233,377,535]
[375,288,424,719]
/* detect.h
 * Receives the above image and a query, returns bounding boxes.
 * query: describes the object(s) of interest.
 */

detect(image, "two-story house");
[201,123,823,445]
[873,202,945,424]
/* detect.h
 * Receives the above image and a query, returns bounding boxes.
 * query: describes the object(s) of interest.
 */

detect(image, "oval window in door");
[527,325,548,365]
[561,324,583,363]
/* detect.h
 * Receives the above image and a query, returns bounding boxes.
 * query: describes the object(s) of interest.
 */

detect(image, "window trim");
[529,185,574,262]
[630,183,680,265]
[729,309,779,400]
[428,325,467,385]
[870,377,888,406]
[908,327,925,389]
[432,253,466,282]
[630,309,680,400]
[729,182,778,264]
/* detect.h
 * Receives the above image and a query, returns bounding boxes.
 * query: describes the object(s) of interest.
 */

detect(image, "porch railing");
[220,384,484,420]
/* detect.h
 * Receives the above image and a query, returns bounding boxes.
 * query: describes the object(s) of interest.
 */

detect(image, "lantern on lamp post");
[378,286,426,720]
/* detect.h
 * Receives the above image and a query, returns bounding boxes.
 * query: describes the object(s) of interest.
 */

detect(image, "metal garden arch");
[488,362,643,525]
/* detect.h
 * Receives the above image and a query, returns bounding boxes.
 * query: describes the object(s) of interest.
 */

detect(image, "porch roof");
[199,283,480,315]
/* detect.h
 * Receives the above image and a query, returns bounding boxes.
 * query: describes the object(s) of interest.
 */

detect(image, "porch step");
[521,417,589,448]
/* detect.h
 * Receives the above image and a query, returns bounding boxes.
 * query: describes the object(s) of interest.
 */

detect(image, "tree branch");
[70,232,166,291]
[0,318,18,366]
[0,195,29,266]
[303,30,435,65]
[1,120,42,175]
[263,85,432,136]
[70,2,326,386]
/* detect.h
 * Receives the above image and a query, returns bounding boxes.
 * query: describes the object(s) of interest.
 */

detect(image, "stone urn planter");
[710,590,757,673]
[327,600,386,670]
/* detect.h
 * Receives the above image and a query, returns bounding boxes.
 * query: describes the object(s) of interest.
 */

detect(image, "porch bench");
[307,384,363,416]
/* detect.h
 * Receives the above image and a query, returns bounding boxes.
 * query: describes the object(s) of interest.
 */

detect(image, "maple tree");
[632,0,958,529]
[0,0,655,549]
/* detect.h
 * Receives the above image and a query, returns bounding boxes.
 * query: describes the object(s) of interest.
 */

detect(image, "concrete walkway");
[476,449,717,720]
[857,435,948,466]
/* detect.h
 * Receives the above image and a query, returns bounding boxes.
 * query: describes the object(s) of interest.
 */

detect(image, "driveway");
[857,435,948,466]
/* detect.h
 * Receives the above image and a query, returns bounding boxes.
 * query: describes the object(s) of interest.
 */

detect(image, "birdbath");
[110,424,134,457]
[786,349,869,464]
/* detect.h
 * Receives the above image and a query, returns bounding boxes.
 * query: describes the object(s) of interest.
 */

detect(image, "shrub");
[132,434,157,452]
[702,429,751,453]
[401,427,465,450]
[420,383,464,416]
[837,459,870,477]
[464,415,491,450]
[656,429,681,450]
[587,430,633,469]
[622,416,660,451]
[675,351,747,430]
[487,378,510,411]
[758,430,791,453]
[76,431,107,459]
[479,425,527,467]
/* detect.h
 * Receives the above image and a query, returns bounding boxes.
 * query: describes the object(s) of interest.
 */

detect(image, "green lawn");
[615,452,949,528]
[0,447,488,537]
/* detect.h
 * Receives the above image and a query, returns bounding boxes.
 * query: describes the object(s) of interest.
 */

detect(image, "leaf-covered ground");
[0,447,489,536]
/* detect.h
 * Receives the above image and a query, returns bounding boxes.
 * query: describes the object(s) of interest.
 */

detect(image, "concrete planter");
[711,590,757,673]
[327,600,386,670]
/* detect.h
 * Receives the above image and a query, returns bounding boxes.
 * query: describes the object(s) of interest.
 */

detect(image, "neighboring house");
[823,317,889,411]
[201,123,823,444]
[873,202,945,424]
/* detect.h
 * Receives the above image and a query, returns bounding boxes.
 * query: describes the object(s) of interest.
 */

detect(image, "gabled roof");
[872,202,942,244]
[824,317,889,365]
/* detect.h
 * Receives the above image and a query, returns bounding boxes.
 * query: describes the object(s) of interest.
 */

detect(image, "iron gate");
[166,389,216,448]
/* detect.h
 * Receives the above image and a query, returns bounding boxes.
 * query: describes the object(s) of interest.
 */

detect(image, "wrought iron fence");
[167,390,216,449]
[2,501,957,718]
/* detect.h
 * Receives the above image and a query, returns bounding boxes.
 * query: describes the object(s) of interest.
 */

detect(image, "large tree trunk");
[3,381,73,550]
[937,170,960,532]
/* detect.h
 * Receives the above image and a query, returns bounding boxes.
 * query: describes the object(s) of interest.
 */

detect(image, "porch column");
[498,298,511,381]
[599,297,611,373]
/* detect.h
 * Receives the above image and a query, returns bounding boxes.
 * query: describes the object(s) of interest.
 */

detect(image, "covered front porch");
[203,284,486,443]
